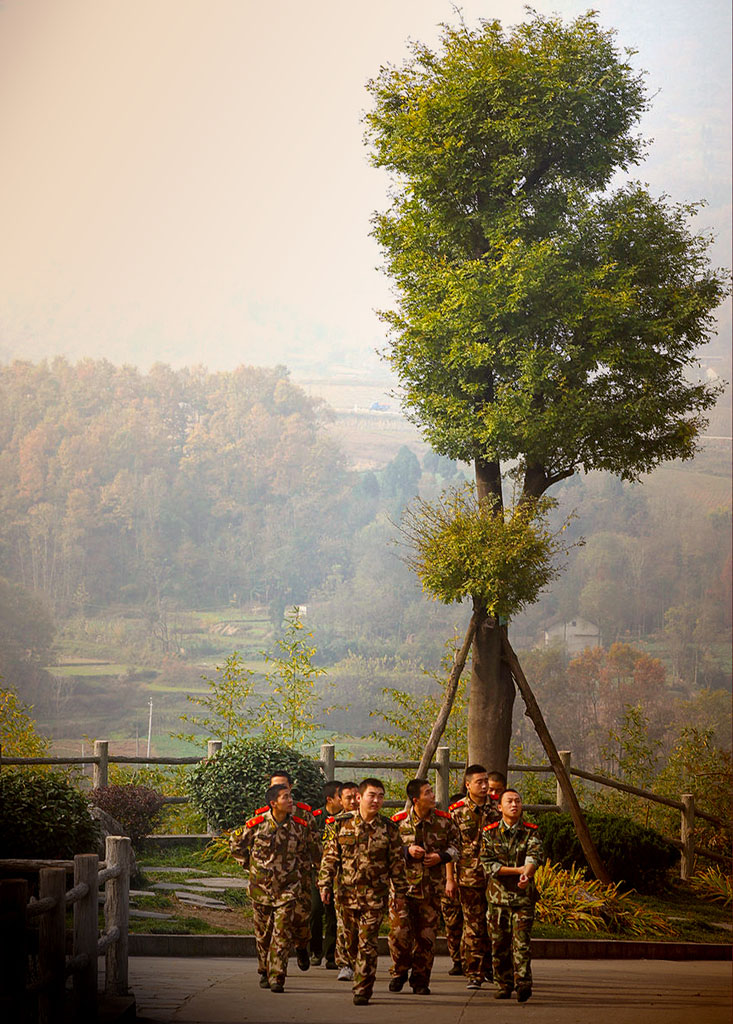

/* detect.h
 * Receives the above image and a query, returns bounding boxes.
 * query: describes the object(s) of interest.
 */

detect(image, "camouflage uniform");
[230,809,318,987]
[440,894,463,965]
[449,796,500,985]
[318,810,408,1000]
[253,799,320,950]
[479,816,543,997]
[388,806,460,990]
[309,807,338,964]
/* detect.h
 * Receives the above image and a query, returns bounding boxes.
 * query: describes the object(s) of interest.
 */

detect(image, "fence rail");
[0,836,131,1024]
[1,739,725,880]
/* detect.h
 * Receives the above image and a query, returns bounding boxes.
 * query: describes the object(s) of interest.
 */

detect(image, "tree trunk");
[468,457,515,775]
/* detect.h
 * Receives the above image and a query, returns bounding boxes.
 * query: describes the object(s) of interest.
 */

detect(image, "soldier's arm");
[229,824,253,869]
[522,828,544,876]
[479,826,505,878]
[387,822,409,899]
[317,827,339,901]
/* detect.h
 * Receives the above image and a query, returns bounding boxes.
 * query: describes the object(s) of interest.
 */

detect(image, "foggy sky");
[0,0,730,377]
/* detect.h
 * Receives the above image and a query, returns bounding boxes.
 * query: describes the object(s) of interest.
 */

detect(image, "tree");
[175,651,258,747]
[365,10,728,772]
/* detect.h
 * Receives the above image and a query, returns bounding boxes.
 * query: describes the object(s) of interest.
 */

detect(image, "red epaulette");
[449,798,465,811]
[391,810,409,822]
[313,808,324,817]
[295,801,312,812]
[292,815,307,826]
[246,814,265,829]
[254,804,268,816]
[524,820,538,829]
[435,809,451,819]
[326,815,335,824]
[483,821,500,831]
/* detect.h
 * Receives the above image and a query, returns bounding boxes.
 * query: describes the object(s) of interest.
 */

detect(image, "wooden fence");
[1,740,726,880]
[0,836,131,1023]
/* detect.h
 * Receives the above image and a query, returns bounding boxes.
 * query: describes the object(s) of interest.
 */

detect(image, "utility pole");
[146,698,153,758]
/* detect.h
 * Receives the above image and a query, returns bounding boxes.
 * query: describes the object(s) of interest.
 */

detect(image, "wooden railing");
[0,836,131,1023]
[1,741,725,880]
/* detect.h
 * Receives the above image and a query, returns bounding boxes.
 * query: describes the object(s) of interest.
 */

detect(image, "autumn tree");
[365,10,728,772]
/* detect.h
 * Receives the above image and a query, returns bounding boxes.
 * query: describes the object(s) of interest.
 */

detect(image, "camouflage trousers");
[440,894,463,964]
[252,899,296,986]
[340,903,386,999]
[290,871,312,948]
[487,904,534,994]
[334,896,351,968]
[458,885,491,983]
[388,893,440,987]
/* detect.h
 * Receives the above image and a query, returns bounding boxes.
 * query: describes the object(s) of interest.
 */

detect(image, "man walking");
[388,778,460,995]
[319,778,408,1005]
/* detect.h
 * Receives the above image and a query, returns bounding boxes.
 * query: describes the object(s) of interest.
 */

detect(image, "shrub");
[689,867,733,908]
[537,811,679,892]
[90,784,165,848]
[187,737,325,831]
[0,770,101,859]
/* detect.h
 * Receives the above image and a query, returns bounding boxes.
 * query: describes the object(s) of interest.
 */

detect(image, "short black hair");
[269,769,293,785]
[488,771,507,786]
[406,778,430,805]
[323,780,341,801]
[266,783,289,806]
[359,777,385,795]
[464,763,487,781]
[500,788,521,802]
[338,781,359,794]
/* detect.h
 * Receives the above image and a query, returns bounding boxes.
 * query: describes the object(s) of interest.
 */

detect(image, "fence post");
[94,740,109,789]
[556,751,571,812]
[104,836,130,996]
[321,742,335,782]
[680,793,695,881]
[73,854,99,1020]
[0,878,28,1021]
[38,867,66,1024]
[436,746,450,810]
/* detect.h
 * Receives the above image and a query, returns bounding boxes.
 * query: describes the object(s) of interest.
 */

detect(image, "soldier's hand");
[445,878,458,899]
[408,844,425,860]
[319,887,331,904]
[423,852,441,867]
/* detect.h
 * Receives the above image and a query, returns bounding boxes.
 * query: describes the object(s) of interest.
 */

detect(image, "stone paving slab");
[126,955,732,1024]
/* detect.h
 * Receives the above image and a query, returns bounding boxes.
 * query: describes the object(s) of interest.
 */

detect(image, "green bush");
[187,737,325,831]
[0,770,101,859]
[90,784,165,847]
[537,811,679,892]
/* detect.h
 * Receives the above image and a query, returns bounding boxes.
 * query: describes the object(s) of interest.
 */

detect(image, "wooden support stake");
[680,794,695,881]
[93,740,109,790]
[73,854,99,1020]
[38,867,66,1024]
[436,746,451,810]
[104,837,130,996]
[556,751,571,812]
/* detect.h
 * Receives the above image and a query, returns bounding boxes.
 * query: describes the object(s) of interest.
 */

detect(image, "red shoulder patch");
[292,815,307,826]
[391,810,409,822]
[524,820,538,829]
[326,815,335,824]
[449,799,466,811]
[246,815,265,829]
[435,809,450,819]
[313,808,324,817]
[483,821,500,831]
[295,801,312,812]
[255,804,268,816]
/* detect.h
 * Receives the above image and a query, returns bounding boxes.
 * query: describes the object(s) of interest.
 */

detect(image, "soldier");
[318,777,408,1006]
[331,781,360,982]
[449,763,500,990]
[230,783,319,993]
[309,780,343,967]
[255,769,320,971]
[388,778,460,995]
[441,791,466,975]
[480,789,543,1002]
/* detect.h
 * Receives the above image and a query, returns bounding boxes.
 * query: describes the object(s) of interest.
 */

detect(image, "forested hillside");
[0,358,729,754]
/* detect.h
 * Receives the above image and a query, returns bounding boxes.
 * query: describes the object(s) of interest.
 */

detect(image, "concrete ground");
[128,955,732,1024]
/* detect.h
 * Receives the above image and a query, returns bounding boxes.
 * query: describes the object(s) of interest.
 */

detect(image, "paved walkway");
[128,955,732,1024]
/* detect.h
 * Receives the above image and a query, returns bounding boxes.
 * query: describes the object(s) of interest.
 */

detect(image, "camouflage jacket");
[318,810,408,910]
[230,810,319,906]
[253,799,321,867]
[479,816,544,907]
[391,806,460,899]
[449,796,501,888]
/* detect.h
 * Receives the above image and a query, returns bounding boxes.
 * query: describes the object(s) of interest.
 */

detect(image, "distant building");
[543,617,600,655]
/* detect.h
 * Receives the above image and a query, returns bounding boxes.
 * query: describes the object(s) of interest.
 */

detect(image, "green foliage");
[90,784,166,848]
[600,704,662,792]
[537,811,679,893]
[0,770,101,859]
[187,737,325,831]
[258,611,331,751]
[535,862,677,937]
[176,651,257,747]
[399,486,571,616]
[108,762,205,834]
[0,686,50,757]
[689,867,733,908]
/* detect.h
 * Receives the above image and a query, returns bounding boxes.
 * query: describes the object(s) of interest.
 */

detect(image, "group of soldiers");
[230,764,543,1006]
